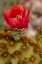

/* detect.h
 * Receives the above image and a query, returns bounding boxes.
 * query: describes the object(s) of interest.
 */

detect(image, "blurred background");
[19,0,42,38]
[0,0,42,37]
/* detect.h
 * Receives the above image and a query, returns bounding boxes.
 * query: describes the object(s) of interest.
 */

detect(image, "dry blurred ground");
[19,0,42,38]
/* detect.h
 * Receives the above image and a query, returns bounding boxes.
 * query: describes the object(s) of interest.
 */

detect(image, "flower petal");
[26,7,30,18]
[10,4,21,18]
[4,9,11,21]
[18,17,28,28]
[20,5,26,17]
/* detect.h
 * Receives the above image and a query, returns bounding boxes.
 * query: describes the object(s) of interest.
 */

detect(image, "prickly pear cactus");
[0,27,42,64]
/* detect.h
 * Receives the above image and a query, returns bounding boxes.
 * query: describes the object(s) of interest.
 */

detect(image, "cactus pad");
[0,28,42,64]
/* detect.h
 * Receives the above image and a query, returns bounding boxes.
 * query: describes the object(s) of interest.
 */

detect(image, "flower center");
[16,15,22,19]
[14,15,21,21]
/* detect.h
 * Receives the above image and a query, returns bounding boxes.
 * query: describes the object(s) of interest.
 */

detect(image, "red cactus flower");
[4,4,30,29]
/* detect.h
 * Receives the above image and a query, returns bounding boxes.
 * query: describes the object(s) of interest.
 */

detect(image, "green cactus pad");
[0,30,42,64]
